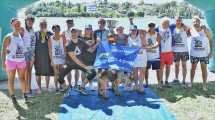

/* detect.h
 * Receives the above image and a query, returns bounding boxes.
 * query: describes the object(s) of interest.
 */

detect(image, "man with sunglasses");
[94,18,110,42]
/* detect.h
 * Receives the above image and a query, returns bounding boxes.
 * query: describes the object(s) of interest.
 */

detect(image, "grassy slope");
[0,82,215,120]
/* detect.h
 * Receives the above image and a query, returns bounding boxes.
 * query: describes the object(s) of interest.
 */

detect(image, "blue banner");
[94,41,139,72]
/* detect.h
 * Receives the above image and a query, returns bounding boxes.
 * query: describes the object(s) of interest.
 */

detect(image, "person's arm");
[152,33,161,49]
[68,51,88,69]
[1,36,10,70]
[204,28,213,58]
[139,29,147,48]
[48,38,53,65]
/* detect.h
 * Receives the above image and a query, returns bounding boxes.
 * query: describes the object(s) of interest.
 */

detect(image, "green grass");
[0,82,215,120]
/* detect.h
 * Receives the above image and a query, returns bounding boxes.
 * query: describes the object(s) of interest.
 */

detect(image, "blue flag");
[94,41,139,72]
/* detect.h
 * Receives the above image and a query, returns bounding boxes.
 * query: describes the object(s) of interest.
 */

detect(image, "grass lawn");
[0,82,215,120]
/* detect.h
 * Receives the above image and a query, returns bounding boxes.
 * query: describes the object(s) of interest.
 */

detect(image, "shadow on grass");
[150,81,215,103]
[0,89,64,120]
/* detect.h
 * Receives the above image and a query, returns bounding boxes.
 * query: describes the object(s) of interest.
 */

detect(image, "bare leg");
[36,76,42,90]
[160,65,164,84]
[74,70,80,86]
[165,65,171,82]
[201,63,208,91]
[133,68,139,90]
[67,72,72,87]
[53,65,59,91]
[139,68,145,92]
[145,69,149,86]
[190,63,197,86]
[175,62,180,80]
[17,68,27,94]
[182,61,187,83]
[7,70,16,96]
[156,69,162,88]
[45,76,50,90]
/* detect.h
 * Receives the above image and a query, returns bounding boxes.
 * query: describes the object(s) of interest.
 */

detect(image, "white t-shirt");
[159,27,172,53]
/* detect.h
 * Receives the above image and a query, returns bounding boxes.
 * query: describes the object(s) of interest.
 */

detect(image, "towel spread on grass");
[59,87,175,120]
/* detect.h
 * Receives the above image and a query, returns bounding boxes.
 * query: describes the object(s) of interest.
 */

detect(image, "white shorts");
[133,51,147,68]
[53,58,65,65]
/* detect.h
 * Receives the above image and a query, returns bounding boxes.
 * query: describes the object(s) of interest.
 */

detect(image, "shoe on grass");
[203,84,208,91]
[172,79,180,85]
[187,83,192,88]
[165,81,172,88]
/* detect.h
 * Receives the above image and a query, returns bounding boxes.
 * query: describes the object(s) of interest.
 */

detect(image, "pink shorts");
[5,60,26,71]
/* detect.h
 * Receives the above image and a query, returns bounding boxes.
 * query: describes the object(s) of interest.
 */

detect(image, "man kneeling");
[57,28,96,94]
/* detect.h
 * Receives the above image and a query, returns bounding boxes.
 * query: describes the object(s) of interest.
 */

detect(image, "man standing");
[189,16,213,91]
[145,23,162,88]
[172,17,189,86]
[157,17,173,87]
[94,18,109,42]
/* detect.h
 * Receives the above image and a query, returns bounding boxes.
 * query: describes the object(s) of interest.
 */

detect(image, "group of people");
[1,15,213,104]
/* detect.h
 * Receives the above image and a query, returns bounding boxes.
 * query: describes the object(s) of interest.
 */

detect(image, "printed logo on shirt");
[54,45,64,58]
[193,37,204,49]
[15,45,24,58]
[74,46,81,55]
[173,33,184,46]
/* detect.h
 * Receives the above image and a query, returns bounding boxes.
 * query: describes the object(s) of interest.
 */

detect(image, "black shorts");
[173,52,189,62]
[190,56,209,64]
[147,60,160,70]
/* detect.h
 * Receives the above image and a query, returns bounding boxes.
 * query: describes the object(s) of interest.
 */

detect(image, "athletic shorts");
[160,52,173,66]
[190,56,209,64]
[147,60,160,70]
[24,52,34,61]
[173,52,189,62]
[5,60,26,71]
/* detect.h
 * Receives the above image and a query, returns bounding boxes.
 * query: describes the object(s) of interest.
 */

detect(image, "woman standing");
[128,25,147,93]
[48,25,66,92]
[34,19,54,93]
[23,15,36,97]
[1,18,29,104]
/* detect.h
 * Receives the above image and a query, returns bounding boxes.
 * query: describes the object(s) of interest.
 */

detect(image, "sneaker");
[36,89,42,95]
[78,88,88,95]
[138,85,145,94]
[172,79,180,85]
[203,84,208,91]
[187,83,192,88]
[161,80,164,85]
[23,93,33,104]
[165,81,172,88]
[11,95,19,106]
[60,83,68,92]
[26,92,34,98]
